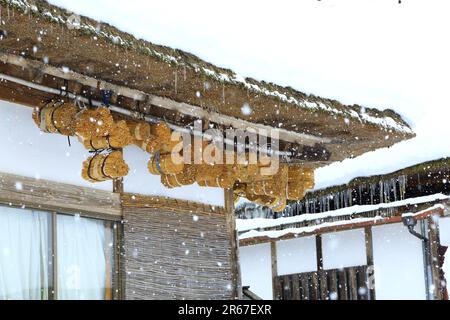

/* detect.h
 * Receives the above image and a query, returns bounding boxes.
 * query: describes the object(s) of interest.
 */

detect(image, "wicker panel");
[123,204,234,300]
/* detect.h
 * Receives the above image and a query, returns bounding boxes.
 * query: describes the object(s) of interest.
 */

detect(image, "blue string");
[155,151,164,175]
[102,90,112,107]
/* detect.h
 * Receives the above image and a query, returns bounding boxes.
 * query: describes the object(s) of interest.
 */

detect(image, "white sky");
[48,0,450,189]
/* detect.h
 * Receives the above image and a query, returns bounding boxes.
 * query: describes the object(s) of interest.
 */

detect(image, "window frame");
[0,171,122,300]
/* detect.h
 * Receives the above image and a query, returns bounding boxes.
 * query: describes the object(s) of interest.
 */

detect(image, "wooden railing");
[274,265,374,300]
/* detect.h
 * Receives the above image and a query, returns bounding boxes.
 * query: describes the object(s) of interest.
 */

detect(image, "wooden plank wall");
[121,194,235,300]
[275,265,372,300]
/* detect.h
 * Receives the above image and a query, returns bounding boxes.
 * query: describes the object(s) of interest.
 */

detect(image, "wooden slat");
[301,273,310,300]
[328,270,338,300]
[282,275,292,300]
[274,265,372,300]
[292,274,301,300]
[338,270,348,300]
[347,268,358,300]
[0,171,121,219]
[357,266,369,300]
[319,270,329,300]
[278,277,285,300]
[274,276,283,300]
[310,272,319,300]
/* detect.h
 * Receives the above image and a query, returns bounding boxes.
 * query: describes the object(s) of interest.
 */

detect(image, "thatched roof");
[306,157,450,199]
[0,0,414,165]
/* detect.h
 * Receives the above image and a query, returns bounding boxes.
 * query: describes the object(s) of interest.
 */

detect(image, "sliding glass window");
[0,205,115,300]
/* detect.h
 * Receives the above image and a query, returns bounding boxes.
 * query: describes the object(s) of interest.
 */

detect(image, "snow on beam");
[239,204,445,246]
[237,193,450,232]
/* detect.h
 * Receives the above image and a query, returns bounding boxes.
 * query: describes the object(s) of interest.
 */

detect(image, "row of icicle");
[32,99,315,211]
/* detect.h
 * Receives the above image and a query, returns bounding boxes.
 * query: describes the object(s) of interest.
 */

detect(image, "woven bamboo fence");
[122,195,235,300]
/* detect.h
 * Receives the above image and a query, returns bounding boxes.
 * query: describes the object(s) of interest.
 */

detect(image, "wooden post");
[112,177,124,300]
[316,235,328,300]
[224,188,242,300]
[428,215,443,300]
[365,226,376,300]
[113,177,124,194]
[51,212,58,300]
[271,241,279,300]
[316,235,324,271]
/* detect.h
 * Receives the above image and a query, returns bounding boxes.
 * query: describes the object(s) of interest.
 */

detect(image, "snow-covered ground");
[47,0,450,190]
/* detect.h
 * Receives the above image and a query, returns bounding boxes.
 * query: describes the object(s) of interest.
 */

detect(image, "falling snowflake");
[329,292,338,300]
[14,182,23,191]
[241,103,252,116]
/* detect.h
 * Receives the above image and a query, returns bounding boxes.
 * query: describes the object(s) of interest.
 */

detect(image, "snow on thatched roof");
[0,0,414,165]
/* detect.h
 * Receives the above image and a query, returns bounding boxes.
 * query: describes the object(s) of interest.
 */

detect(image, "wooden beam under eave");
[0,52,332,147]
[0,72,333,163]
[0,77,49,108]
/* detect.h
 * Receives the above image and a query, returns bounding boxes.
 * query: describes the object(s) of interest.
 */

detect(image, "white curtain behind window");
[57,215,111,300]
[0,207,49,300]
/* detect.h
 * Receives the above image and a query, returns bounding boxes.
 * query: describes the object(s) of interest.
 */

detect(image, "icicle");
[383,180,390,203]
[392,178,398,202]
[370,183,376,205]
[398,175,407,200]
[379,181,383,204]
[333,193,340,210]
[358,185,362,205]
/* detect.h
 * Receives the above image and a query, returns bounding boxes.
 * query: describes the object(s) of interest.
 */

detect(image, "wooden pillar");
[51,212,58,300]
[224,188,242,300]
[365,226,376,300]
[316,235,324,271]
[113,177,124,194]
[316,235,328,300]
[271,241,279,300]
[428,216,443,300]
[112,177,124,300]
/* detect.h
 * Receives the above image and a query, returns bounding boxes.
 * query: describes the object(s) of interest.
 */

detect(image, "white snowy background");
[47,0,450,189]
